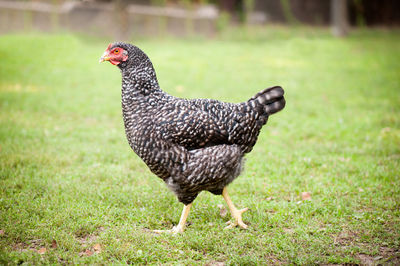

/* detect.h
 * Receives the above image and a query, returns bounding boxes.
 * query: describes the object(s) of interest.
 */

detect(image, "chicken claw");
[225,207,248,229]
[153,225,184,234]
[153,203,192,234]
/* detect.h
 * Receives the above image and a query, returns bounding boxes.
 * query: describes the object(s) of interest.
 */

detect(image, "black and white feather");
[113,42,285,205]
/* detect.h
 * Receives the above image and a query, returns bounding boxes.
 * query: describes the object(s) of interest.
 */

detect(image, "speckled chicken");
[100,42,285,233]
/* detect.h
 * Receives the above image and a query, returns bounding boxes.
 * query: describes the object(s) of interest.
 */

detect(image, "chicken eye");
[114,49,120,54]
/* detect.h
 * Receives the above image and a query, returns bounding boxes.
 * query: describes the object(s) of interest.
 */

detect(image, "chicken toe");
[225,207,248,229]
[153,203,192,234]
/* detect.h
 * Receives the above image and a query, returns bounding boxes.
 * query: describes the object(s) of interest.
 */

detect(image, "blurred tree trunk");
[51,0,60,31]
[114,0,129,39]
[280,0,300,25]
[220,0,242,21]
[220,0,236,12]
[243,0,254,24]
[331,0,349,37]
[24,0,33,31]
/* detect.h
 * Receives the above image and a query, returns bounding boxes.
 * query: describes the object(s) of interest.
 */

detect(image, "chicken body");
[101,42,285,232]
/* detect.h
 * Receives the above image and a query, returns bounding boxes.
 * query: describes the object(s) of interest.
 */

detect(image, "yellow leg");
[153,203,192,234]
[222,187,248,229]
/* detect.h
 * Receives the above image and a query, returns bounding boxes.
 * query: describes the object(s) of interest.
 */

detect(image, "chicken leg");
[222,187,248,229]
[153,203,192,234]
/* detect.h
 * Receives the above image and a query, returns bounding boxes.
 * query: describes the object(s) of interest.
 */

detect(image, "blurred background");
[1,0,399,38]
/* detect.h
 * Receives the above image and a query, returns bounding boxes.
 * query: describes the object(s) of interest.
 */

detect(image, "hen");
[100,42,285,233]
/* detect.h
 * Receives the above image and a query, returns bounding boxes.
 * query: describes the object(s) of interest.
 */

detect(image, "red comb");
[107,43,112,50]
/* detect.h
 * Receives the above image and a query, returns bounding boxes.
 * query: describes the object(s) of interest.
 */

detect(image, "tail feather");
[247,86,285,116]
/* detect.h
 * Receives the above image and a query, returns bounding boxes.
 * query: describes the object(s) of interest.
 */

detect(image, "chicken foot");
[153,203,192,234]
[222,187,248,229]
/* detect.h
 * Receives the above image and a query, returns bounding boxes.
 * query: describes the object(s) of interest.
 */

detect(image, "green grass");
[0,28,399,264]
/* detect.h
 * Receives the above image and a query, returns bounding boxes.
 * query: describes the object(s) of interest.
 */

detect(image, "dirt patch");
[333,230,400,264]
[358,254,375,266]
[333,230,358,246]
[13,239,43,252]
[378,247,400,264]
[12,239,56,254]
[358,250,400,265]
[75,227,105,256]
[75,226,105,246]
[205,261,226,266]
[76,233,98,246]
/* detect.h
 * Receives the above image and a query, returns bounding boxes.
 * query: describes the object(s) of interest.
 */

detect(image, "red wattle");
[110,59,120,65]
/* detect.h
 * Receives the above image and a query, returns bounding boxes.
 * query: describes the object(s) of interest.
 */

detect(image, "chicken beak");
[99,56,110,63]
[99,51,111,63]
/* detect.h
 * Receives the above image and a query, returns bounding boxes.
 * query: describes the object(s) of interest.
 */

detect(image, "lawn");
[0,28,399,264]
